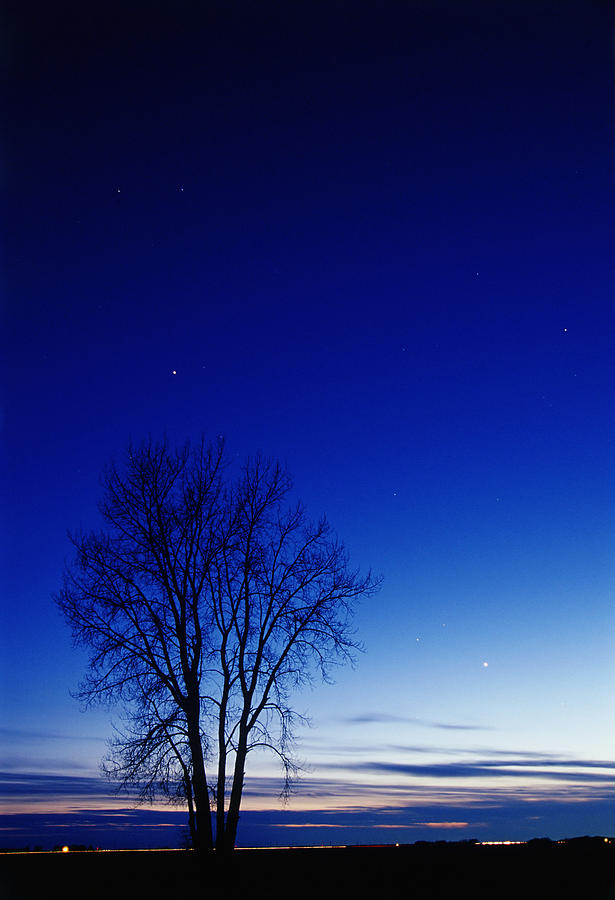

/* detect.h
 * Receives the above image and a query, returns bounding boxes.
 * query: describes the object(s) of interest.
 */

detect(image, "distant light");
[483,661,489,667]
[61,846,70,853]
[481,840,524,846]
[172,370,177,375]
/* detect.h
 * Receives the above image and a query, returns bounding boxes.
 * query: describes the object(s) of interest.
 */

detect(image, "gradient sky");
[2,0,615,849]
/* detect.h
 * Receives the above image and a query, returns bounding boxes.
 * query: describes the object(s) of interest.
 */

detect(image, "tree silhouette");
[56,437,379,852]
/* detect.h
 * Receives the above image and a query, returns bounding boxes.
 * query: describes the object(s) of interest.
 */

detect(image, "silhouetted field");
[2,838,614,899]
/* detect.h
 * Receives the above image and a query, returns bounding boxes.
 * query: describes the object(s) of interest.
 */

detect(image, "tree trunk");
[220,730,248,853]
[215,750,226,851]
[186,710,213,852]
[215,681,230,851]
[183,771,197,850]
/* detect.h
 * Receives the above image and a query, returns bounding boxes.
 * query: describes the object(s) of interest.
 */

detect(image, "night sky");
[2,0,615,849]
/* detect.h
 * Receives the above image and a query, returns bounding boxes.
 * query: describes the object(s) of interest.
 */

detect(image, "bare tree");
[56,437,379,852]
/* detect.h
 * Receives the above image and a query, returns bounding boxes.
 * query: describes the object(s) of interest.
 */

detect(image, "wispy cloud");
[350,758,615,783]
[389,746,567,759]
[0,755,95,773]
[344,713,491,731]
[0,727,105,743]
[0,771,112,801]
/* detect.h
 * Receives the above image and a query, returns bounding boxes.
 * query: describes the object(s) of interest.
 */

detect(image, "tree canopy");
[56,437,380,852]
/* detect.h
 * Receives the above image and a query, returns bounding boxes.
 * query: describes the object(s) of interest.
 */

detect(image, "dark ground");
[2,838,614,900]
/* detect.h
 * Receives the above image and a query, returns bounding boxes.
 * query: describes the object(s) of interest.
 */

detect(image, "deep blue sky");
[2,0,615,849]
